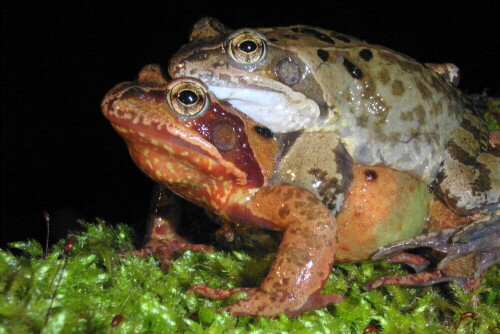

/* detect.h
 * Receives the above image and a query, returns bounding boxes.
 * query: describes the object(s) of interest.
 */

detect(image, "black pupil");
[239,40,258,53]
[178,90,198,105]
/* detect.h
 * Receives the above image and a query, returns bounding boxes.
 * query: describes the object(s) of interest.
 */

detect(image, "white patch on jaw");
[208,85,320,133]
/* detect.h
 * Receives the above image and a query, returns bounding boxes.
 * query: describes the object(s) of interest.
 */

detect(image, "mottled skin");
[169,17,499,215]
[102,65,444,317]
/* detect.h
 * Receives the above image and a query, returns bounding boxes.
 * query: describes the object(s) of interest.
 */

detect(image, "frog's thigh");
[439,150,500,214]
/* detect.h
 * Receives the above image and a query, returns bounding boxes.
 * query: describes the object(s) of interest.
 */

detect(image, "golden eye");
[168,80,209,117]
[229,31,266,64]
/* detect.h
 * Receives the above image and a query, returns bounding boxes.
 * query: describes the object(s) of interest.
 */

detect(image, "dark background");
[2,2,498,247]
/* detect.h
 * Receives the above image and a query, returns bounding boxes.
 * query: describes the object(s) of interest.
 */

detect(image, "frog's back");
[259,25,464,182]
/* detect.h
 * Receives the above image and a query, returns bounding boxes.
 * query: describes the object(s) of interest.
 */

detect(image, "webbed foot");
[364,212,499,292]
[189,285,343,317]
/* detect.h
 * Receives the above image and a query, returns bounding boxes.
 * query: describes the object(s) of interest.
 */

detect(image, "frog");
[168,17,500,216]
[101,64,499,317]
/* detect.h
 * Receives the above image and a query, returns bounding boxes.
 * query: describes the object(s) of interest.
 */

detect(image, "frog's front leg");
[365,211,499,292]
[190,184,343,317]
[129,185,212,271]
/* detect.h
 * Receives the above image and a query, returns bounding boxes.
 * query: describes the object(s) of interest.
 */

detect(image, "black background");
[2,1,498,247]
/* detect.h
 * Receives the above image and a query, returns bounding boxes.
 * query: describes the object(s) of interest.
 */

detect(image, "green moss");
[1,220,498,333]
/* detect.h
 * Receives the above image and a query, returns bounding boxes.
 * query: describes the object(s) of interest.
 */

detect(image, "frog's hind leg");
[437,106,500,214]
[190,184,343,317]
[126,185,212,271]
[364,210,499,292]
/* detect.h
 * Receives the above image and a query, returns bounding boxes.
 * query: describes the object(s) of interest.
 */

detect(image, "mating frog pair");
[102,18,499,317]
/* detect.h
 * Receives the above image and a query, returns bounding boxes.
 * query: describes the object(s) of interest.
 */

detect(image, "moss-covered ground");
[1,221,499,333]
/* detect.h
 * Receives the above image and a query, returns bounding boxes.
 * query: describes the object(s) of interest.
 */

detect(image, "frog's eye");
[168,80,209,117]
[229,32,266,64]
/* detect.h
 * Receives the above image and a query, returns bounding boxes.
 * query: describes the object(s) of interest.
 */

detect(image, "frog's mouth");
[206,85,320,133]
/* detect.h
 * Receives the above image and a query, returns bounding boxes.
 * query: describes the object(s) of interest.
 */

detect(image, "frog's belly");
[335,165,430,262]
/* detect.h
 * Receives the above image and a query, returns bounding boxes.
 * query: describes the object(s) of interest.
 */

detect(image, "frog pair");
[102,18,499,317]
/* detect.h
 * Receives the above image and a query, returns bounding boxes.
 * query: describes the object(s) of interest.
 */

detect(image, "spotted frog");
[169,18,499,215]
[102,65,499,317]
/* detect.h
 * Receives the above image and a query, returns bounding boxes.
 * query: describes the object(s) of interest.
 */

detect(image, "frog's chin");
[208,85,320,133]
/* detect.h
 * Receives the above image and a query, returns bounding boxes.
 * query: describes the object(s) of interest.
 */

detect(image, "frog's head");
[102,64,278,212]
[169,17,334,132]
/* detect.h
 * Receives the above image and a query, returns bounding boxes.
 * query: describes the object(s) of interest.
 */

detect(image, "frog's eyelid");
[167,80,210,118]
[227,30,267,65]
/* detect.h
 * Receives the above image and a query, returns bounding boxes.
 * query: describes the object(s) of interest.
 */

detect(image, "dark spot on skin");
[400,60,423,73]
[284,188,295,201]
[378,68,390,85]
[342,57,363,79]
[460,117,484,143]
[391,79,405,96]
[415,81,432,100]
[317,49,329,61]
[361,77,390,121]
[278,204,290,219]
[365,169,378,181]
[411,105,426,124]
[254,126,274,138]
[308,168,342,211]
[291,27,335,45]
[283,34,299,40]
[359,49,373,61]
[357,114,369,127]
[447,140,481,167]
[268,38,278,42]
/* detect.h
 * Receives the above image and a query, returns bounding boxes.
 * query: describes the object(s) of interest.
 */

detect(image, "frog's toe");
[127,240,213,271]
[363,270,444,290]
[385,252,431,272]
[189,285,343,317]
[367,212,499,292]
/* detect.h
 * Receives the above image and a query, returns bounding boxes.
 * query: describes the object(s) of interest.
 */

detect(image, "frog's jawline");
[208,85,320,133]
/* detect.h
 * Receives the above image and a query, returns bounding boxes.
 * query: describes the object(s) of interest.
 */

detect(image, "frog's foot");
[125,185,213,271]
[364,212,499,292]
[189,285,343,317]
[128,239,213,271]
[207,184,343,317]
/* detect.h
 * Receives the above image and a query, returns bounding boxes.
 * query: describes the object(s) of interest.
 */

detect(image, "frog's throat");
[208,85,321,133]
